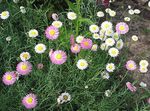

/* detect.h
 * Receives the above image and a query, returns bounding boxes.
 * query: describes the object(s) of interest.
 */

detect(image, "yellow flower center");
[92,26,97,30]
[21,64,28,70]
[104,24,109,28]
[56,54,62,59]
[2,12,7,16]
[63,95,68,100]
[80,62,85,66]
[108,65,113,69]
[119,25,125,31]
[83,41,89,46]
[73,45,78,51]
[6,75,12,80]
[27,97,33,104]
[37,46,43,51]
[31,31,36,35]
[49,30,55,36]
[111,50,116,55]
[129,64,134,68]
[23,54,29,59]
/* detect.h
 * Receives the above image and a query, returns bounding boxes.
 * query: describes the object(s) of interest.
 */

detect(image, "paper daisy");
[57,92,71,104]
[101,21,113,31]
[134,9,140,14]
[71,44,81,54]
[126,82,137,92]
[91,44,98,51]
[76,35,84,43]
[124,17,131,22]
[97,11,104,17]
[34,43,46,54]
[109,10,116,17]
[22,93,37,109]
[116,39,124,50]
[2,72,17,85]
[105,90,112,97]
[89,25,99,33]
[45,25,59,40]
[101,71,110,80]
[20,52,31,61]
[116,22,129,34]
[112,32,120,41]
[16,61,32,75]
[52,21,62,28]
[0,11,10,19]
[80,38,92,50]
[20,6,26,14]
[100,43,109,51]
[139,67,148,73]
[92,33,100,39]
[108,47,119,58]
[28,29,38,38]
[139,60,149,67]
[50,50,67,65]
[77,59,88,70]
[105,29,114,36]
[126,60,137,71]
[67,12,77,20]
[105,38,115,46]
[128,9,134,15]
[132,35,138,41]
[106,63,115,72]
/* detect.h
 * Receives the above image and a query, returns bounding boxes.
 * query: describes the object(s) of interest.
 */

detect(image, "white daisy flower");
[0,11,10,19]
[20,6,26,14]
[105,8,111,13]
[20,52,31,61]
[109,10,116,17]
[101,21,113,31]
[139,60,149,67]
[139,82,147,88]
[6,36,12,42]
[139,67,148,73]
[124,17,131,22]
[106,63,115,72]
[105,29,114,36]
[134,9,141,14]
[85,85,88,89]
[101,71,110,80]
[91,44,98,51]
[77,59,88,70]
[35,43,46,54]
[128,9,134,15]
[28,29,39,38]
[105,38,115,46]
[128,5,131,9]
[52,21,63,28]
[105,90,112,97]
[67,12,77,20]
[108,47,119,57]
[100,43,109,51]
[92,33,100,39]
[132,35,138,41]
[89,24,99,33]
[57,92,71,104]
[112,32,120,41]
[116,39,124,50]
[76,35,84,43]
[97,11,104,17]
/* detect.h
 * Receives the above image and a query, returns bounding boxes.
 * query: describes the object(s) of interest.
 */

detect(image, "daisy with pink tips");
[80,38,93,50]
[45,25,59,40]
[22,93,38,109]
[126,60,137,71]
[116,22,129,34]
[126,82,137,92]
[16,61,32,75]
[49,50,67,65]
[2,71,17,85]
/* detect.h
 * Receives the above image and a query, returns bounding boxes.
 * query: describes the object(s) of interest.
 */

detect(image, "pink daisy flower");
[80,38,93,49]
[45,25,59,40]
[2,71,17,85]
[16,61,32,75]
[126,60,137,71]
[126,82,137,92]
[22,93,37,109]
[116,22,129,34]
[49,50,67,65]
[71,44,81,54]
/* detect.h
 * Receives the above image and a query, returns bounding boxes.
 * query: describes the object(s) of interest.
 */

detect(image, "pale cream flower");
[67,12,77,20]
[97,11,104,17]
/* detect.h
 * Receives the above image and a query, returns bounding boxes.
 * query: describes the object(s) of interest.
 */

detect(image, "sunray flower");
[77,59,88,70]
[126,82,137,92]
[126,60,137,71]
[139,67,148,73]
[57,92,71,104]
[97,11,104,17]
[49,50,67,65]
[89,24,99,33]
[45,25,59,40]
[0,11,10,19]
[52,21,62,28]
[101,21,113,31]
[28,29,38,38]
[109,10,116,17]
[91,44,98,51]
[100,43,109,51]
[2,71,17,85]
[20,52,31,61]
[139,60,149,67]
[93,33,100,39]
[106,63,115,72]
[108,47,119,57]
[22,93,37,109]
[116,39,124,50]
[71,44,81,54]
[76,35,84,43]
[16,61,32,75]
[105,38,115,46]
[34,43,46,54]
[105,90,112,97]
[116,22,129,34]
[80,38,92,50]
[67,12,77,20]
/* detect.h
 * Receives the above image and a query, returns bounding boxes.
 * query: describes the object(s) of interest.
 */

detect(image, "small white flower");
[105,8,111,13]
[85,85,88,89]
[76,35,84,43]
[105,38,115,46]
[67,12,77,20]
[97,11,104,17]
[0,11,10,19]
[106,63,115,72]
[52,21,62,28]
[77,59,88,70]
[134,9,141,14]
[139,60,149,67]
[128,9,134,15]
[116,39,124,50]
[105,90,112,97]
[101,21,113,31]
[6,36,12,42]
[91,44,98,51]
[132,35,138,41]
[100,43,109,51]
[13,0,19,3]
[101,71,110,79]
[20,6,26,14]
[92,33,100,39]
[105,29,114,36]
[35,43,46,54]
[20,52,31,61]
[139,82,147,88]
[57,92,71,104]
[128,5,131,9]
[139,66,148,73]
[124,17,131,22]
[89,24,99,33]
[109,10,116,17]
[112,32,120,41]
[108,47,119,57]
[148,1,150,7]
[28,29,39,38]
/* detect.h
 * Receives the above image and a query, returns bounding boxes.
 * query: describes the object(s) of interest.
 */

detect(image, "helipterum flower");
[116,22,129,34]
[139,66,148,73]
[128,5,131,9]
[67,12,77,20]
[124,17,131,22]
[105,90,112,97]
[116,39,124,50]
[57,92,71,104]
[71,44,81,54]
[128,9,134,15]
[105,38,115,46]
[106,63,115,72]
[92,33,100,39]
[108,47,119,57]
[20,52,31,61]
[100,43,109,51]
[109,10,116,17]
[101,21,113,31]
[134,9,140,14]
[0,11,10,19]
[139,60,149,67]
[105,29,114,36]
[105,8,111,13]
[126,60,137,71]
[101,71,110,79]
[28,29,38,38]
[97,11,104,17]
[76,59,88,70]
[139,82,147,88]
[132,35,138,41]
[22,93,37,109]
[52,21,63,28]
[112,32,120,41]
[20,6,26,14]
[80,38,93,50]
[91,44,98,51]
[76,35,84,43]
[34,43,46,54]
[6,36,12,42]
[89,24,99,33]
